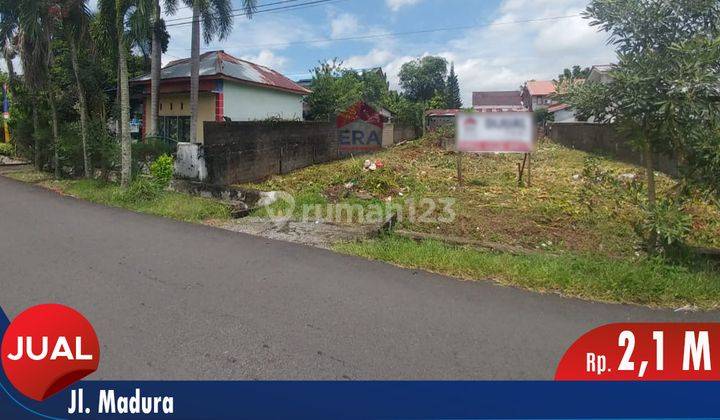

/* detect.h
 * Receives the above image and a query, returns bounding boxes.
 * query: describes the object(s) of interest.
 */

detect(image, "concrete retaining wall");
[203,121,339,185]
[550,122,679,176]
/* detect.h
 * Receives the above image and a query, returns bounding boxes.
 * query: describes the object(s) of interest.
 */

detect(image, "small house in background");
[130,50,311,143]
[472,90,526,112]
[587,64,614,84]
[425,109,462,131]
[521,80,556,111]
[548,103,576,123]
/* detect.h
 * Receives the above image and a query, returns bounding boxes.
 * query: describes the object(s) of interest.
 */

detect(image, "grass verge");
[3,169,230,222]
[334,235,720,310]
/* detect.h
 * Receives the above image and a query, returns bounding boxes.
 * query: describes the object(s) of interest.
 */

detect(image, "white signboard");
[456,112,535,153]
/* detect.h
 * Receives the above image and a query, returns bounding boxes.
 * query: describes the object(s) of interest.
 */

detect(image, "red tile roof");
[548,103,570,113]
[131,50,311,95]
[525,80,556,96]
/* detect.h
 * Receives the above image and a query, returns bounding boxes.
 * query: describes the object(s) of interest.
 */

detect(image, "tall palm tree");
[178,0,256,143]
[61,0,93,178]
[17,0,56,173]
[147,0,175,138]
[98,0,152,187]
[0,0,19,91]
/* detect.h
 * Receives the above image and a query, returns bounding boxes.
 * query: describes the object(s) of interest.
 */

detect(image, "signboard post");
[455,112,536,186]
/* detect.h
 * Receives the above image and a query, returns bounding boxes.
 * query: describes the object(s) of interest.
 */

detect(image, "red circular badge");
[1,304,100,401]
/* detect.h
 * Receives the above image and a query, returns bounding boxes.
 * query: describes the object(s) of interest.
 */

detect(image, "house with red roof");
[130,50,311,143]
[521,80,556,111]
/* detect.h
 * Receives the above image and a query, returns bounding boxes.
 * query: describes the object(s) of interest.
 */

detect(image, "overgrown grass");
[48,179,231,222]
[1,168,230,223]
[335,235,720,310]
[2,168,52,183]
[244,135,720,258]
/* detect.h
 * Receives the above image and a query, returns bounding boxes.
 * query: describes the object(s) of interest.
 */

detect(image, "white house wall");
[223,81,304,121]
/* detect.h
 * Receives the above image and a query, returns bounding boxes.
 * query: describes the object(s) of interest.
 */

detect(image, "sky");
[29,0,619,105]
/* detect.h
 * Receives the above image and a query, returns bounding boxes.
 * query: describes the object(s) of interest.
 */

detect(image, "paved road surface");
[0,175,716,380]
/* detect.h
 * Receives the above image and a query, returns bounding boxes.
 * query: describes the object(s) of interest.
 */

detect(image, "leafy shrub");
[637,198,693,258]
[0,142,13,156]
[56,121,119,177]
[117,177,162,203]
[132,139,174,172]
[150,154,174,188]
[88,121,120,177]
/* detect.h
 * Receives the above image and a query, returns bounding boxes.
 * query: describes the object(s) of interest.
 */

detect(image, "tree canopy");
[398,56,448,102]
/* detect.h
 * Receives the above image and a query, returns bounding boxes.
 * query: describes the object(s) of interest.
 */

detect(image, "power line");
[163,0,307,24]
[252,14,582,48]
[165,0,341,28]
[168,14,582,51]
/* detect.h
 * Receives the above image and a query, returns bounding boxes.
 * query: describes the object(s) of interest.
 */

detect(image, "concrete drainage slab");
[208,219,383,249]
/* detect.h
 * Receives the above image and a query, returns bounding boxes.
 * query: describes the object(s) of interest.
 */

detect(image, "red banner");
[556,323,720,381]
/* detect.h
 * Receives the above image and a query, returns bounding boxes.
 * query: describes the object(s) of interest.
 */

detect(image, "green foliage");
[52,179,231,222]
[55,120,118,176]
[557,65,590,83]
[117,177,162,203]
[398,56,448,102]
[335,235,720,310]
[637,198,693,258]
[534,108,555,126]
[0,142,13,156]
[132,138,174,172]
[570,0,720,159]
[307,59,390,121]
[150,154,174,188]
[444,63,462,109]
[381,91,424,128]
[427,91,446,110]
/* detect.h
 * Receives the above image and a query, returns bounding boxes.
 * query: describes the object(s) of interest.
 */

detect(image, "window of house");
[159,116,191,142]
[170,103,173,111]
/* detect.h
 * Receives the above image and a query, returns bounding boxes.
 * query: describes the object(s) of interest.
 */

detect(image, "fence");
[550,122,679,176]
[203,121,339,185]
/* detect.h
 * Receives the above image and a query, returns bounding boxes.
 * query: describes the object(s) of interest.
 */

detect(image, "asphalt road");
[0,175,716,380]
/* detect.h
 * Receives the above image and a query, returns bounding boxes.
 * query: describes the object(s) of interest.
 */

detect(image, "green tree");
[398,56,447,102]
[16,0,62,175]
[147,0,176,137]
[444,62,462,109]
[306,59,390,121]
[557,65,590,83]
[98,0,133,186]
[60,0,93,178]
[0,0,19,92]
[565,0,720,251]
[98,0,157,187]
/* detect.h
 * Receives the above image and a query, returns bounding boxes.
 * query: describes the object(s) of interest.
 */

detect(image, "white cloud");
[330,13,360,38]
[161,11,321,70]
[364,0,618,105]
[241,50,288,71]
[386,0,422,12]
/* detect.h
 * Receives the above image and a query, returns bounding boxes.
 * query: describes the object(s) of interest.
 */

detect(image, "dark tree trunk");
[118,36,132,187]
[69,37,91,178]
[48,92,60,180]
[149,0,161,138]
[643,140,657,253]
